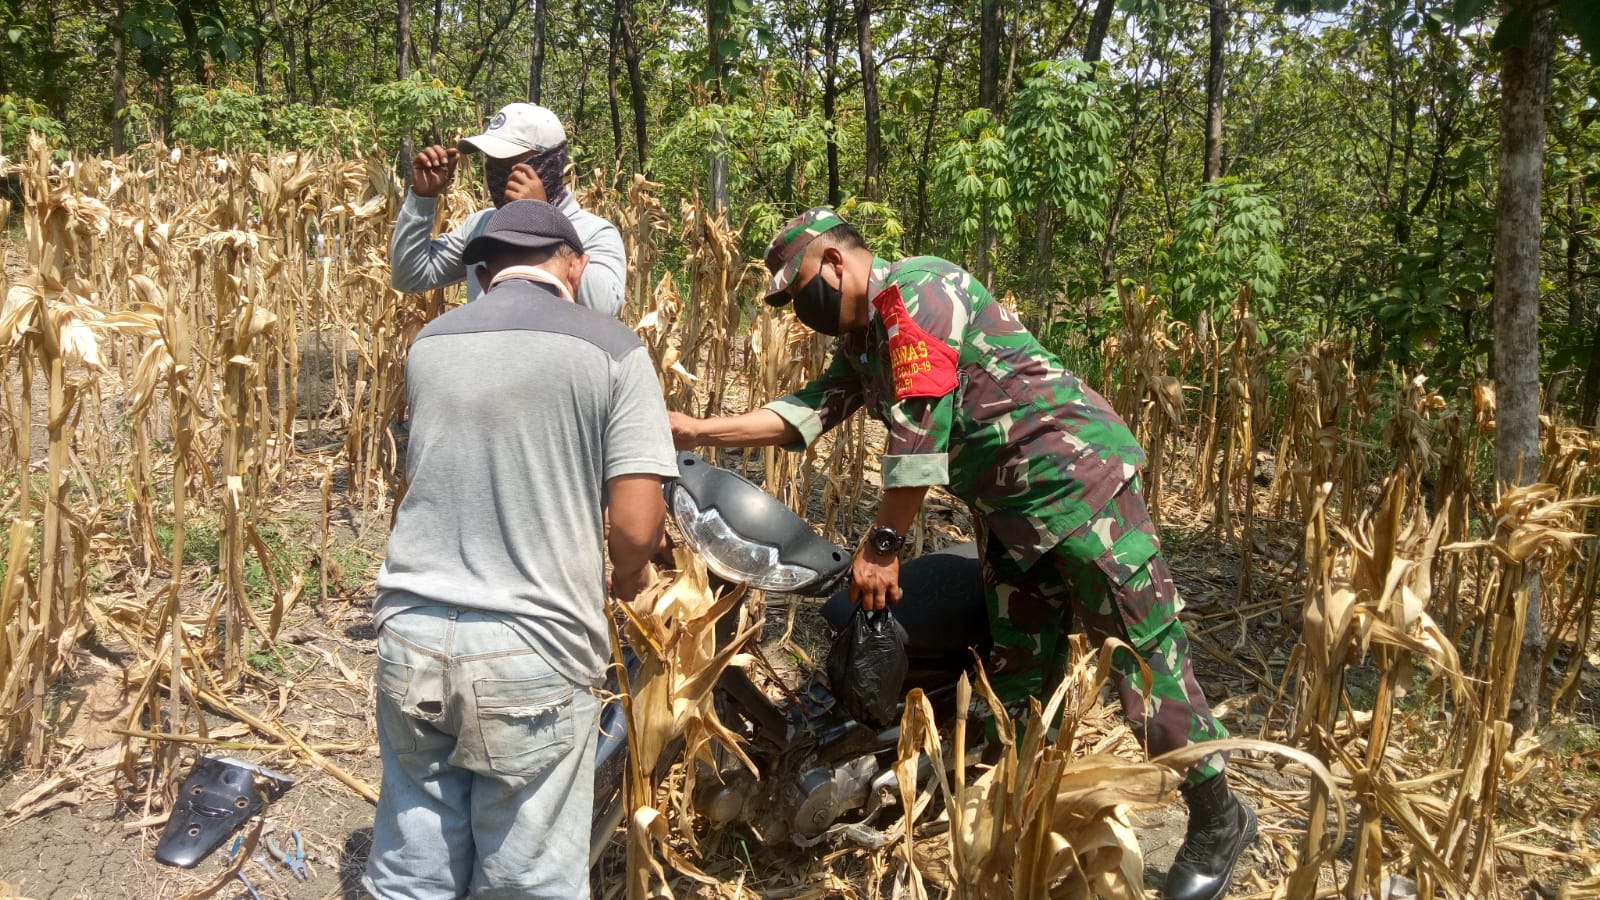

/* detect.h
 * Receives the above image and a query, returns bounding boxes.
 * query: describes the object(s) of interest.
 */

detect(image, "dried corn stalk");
[898,635,1343,898]
[613,548,761,898]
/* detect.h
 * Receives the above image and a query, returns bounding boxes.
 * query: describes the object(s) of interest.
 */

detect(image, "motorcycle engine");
[792,755,880,837]
[695,753,884,845]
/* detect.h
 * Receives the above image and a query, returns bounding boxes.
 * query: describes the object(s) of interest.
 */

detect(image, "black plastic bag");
[827,607,910,728]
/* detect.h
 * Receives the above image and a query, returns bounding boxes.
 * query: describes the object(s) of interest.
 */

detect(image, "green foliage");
[361,74,475,151]
[656,99,835,228]
[5,0,1600,420]
[171,83,269,151]
[0,94,65,154]
[270,104,378,157]
[1168,179,1286,320]
[1375,187,1493,373]
[154,518,222,567]
[166,83,378,155]
[836,197,906,259]
[324,542,375,593]
[933,109,1013,252]
[153,518,304,608]
[1007,60,1117,238]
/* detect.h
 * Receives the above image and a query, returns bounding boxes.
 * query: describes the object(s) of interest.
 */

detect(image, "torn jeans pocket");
[473,674,576,778]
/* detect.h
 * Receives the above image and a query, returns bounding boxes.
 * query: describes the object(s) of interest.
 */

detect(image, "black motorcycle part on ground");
[671,452,850,596]
[155,756,294,868]
[827,608,911,728]
[822,542,990,657]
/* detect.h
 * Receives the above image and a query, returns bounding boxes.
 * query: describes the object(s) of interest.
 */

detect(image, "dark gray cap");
[461,200,584,265]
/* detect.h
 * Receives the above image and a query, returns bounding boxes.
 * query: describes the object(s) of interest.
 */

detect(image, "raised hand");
[410,145,459,198]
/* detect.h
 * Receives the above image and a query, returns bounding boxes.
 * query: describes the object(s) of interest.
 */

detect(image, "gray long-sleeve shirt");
[388,190,627,317]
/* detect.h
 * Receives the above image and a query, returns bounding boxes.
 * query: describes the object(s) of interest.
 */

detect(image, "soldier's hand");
[850,546,902,612]
[411,146,459,198]
[668,411,701,450]
[503,163,548,203]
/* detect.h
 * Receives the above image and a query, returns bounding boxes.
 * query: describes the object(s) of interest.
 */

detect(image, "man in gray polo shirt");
[366,200,675,899]
[389,102,628,317]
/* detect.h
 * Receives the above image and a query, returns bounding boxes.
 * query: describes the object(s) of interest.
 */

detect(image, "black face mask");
[793,264,844,336]
[486,158,520,207]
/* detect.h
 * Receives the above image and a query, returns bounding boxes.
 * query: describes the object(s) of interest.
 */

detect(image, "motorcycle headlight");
[671,487,820,592]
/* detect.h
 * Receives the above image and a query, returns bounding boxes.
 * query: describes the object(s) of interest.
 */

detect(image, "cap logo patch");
[489,112,507,130]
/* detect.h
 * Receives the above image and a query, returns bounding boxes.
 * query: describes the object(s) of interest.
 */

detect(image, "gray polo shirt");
[389,190,628,317]
[374,278,676,684]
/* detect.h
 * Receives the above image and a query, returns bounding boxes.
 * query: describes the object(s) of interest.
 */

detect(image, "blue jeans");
[364,606,599,899]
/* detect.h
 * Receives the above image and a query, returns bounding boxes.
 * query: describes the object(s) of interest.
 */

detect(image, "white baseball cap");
[458,103,567,159]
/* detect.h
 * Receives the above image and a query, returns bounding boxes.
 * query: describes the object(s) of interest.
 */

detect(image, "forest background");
[2,0,1599,422]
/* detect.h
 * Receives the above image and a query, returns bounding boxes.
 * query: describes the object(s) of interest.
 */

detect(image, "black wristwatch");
[866,525,907,555]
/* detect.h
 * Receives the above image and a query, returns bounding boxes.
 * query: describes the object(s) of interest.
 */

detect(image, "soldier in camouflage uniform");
[669,208,1254,900]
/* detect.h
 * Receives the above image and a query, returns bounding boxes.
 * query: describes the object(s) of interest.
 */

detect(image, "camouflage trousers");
[982,475,1227,783]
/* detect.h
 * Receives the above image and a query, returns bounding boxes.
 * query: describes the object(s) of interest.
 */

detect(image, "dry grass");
[0,134,1597,897]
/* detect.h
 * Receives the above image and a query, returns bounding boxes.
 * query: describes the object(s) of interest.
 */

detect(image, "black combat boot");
[1160,774,1258,900]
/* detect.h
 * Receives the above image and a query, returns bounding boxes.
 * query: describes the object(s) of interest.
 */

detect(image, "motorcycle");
[589,451,992,864]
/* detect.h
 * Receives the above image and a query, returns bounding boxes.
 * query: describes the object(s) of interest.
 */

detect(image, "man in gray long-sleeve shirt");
[389,102,627,317]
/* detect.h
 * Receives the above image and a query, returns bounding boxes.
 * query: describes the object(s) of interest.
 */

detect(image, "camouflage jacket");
[764,256,1145,568]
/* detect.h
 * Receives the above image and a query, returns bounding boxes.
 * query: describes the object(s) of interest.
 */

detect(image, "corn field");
[1,137,1598,898]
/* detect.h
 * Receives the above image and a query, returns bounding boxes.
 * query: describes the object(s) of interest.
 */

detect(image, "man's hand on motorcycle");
[850,546,901,612]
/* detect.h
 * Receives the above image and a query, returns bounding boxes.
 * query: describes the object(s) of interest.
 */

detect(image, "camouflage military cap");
[763,206,847,305]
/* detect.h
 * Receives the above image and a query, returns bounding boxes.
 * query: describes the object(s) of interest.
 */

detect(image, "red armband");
[871,285,959,400]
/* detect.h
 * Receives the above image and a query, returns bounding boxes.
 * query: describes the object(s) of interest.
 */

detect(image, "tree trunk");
[1033,197,1054,302]
[978,0,1003,113]
[110,0,127,155]
[177,5,210,85]
[1567,181,1583,334]
[1082,0,1116,63]
[618,0,648,169]
[1202,0,1226,183]
[1001,3,1022,109]
[301,14,321,104]
[1100,177,1127,280]
[975,0,1004,287]
[706,0,729,212]
[1580,311,1600,427]
[1493,0,1554,732]
[822,0,842,207]
[609,12,625,165]
[856,0,882,200]
[266,0,296,102]
[528,0,547,103]
[912,45,947,251]
[398,0,413,186]
[573,45,592,144]
[430,0,443,74]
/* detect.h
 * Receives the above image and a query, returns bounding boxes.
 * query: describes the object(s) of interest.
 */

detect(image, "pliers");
[225,836,266,900]
[266,829,311,880]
